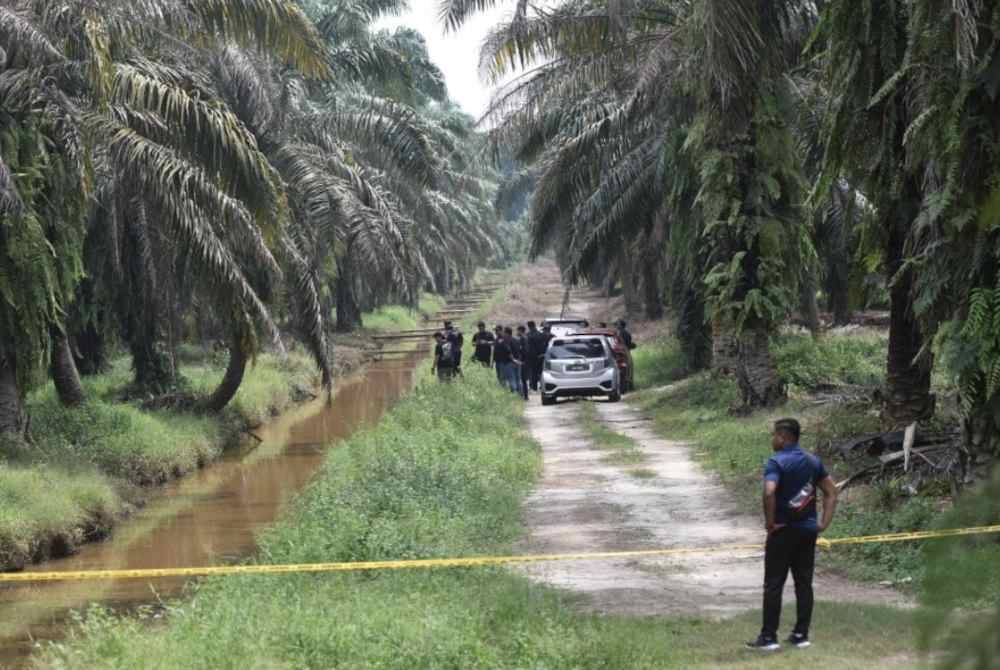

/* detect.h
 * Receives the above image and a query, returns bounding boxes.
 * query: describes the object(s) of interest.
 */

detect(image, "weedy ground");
[631,332,947,586]
[38,366,920,669]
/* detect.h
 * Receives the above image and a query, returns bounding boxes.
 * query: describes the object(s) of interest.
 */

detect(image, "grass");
[0,351,318,570]
[37,365,920,669]
[631,336,689,390]
[362,294,446,333]
[629,467,658,479]
[630,333,945,586]
[577,401,648,466]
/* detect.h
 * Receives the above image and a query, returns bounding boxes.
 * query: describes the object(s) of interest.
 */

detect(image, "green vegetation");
[631,337,689,390]
[361,295,447,333]
[579,402,647,466]
[0,352,317,570]
[632,333,940,586]
[39,366,917,669]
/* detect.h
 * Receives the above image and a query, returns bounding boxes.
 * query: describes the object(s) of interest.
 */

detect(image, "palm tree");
[816,0,936,427]
[902,0,1000,459]
[454,0,814,407]
[1,0,332,423]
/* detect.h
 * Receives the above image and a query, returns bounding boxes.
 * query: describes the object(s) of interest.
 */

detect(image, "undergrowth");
[362,294,446,333]
[632,333,944,586]
[39,367,916,670]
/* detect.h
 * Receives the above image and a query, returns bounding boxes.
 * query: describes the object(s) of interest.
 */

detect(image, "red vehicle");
[571,328,634,393]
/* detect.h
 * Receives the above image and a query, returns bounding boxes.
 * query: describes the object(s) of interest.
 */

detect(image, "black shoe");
[745,635,780,652]
[787,632,811,649]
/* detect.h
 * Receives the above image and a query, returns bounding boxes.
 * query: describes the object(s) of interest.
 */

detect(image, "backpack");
[785,454,820,521]
[440,340,454,366]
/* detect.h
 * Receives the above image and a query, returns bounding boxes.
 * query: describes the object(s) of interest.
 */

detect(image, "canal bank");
[0,279,508,667]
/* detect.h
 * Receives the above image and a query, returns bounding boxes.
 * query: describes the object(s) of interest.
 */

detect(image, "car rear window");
[548,339,605,359]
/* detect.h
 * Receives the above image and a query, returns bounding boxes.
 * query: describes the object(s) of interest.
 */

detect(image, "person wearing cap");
[746,418,839,652]
[471,321,494,368]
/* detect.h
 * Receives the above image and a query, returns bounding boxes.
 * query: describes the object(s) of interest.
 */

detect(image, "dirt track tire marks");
[518,398,910,618]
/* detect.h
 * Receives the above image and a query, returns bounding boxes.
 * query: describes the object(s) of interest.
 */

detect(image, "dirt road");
[514,277,908,618]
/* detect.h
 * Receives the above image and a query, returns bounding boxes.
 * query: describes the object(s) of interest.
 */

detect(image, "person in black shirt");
[493,328,517,393]
[525,321,548,392]
[432,332,454,382]
[471,321,494,367]
[514,325,529,399]
[617,320,636,350]
[444,321,463,377]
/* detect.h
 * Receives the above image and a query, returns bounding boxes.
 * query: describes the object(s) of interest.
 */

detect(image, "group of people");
[431,320,554,398]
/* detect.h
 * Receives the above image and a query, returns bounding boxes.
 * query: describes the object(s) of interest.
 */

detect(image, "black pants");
[519,363,529,399]
[762,526,817,639]
[529,356,544,391]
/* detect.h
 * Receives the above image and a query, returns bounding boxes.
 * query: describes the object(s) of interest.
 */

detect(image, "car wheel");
[541,394,556,406]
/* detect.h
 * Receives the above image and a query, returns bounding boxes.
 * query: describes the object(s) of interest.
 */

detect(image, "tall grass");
[40,367,916,669]
[630,337,688,390]
[362,294,446,333]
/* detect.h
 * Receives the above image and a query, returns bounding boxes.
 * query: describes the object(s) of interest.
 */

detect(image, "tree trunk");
[50,328,85,406]
[335,256,363,333]
[883,179,935,426]
[799,272,821,335]
[827,277,852,326]
[734,325,786,408]
[130,334,178,395]
[203,333,248,413]
[0,355,26,437]
[961,392,1000,463]
[678,288,712,372]
[73,320,108,375]
[711,319,739,375]
[621,251,641,319]
[642,257,664,320]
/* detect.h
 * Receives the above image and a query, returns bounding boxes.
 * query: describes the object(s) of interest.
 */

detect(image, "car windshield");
[548,339,604,359]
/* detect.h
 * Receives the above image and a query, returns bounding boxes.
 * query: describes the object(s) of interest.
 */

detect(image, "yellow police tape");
[2,524,998,584]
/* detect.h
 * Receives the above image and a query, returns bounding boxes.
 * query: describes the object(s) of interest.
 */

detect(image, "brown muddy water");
[0,349,428,668]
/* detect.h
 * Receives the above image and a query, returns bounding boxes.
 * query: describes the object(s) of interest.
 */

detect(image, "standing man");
[444,321,463,377]
[525,321,548,392]
[471,321,494,368]
[617,320,636,350]
[493,324,505,383]
[431,332,454,383]
[747,418,838,652]
[514,325,529,399]
[497,327,520,394]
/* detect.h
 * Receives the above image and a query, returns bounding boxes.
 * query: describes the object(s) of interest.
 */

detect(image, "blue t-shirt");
[764,444,829,531]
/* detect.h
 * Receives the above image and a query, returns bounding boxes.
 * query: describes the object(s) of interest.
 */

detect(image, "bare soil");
[514,267,911,618]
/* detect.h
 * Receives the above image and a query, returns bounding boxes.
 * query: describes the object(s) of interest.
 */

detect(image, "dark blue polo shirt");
[764,444,829,531]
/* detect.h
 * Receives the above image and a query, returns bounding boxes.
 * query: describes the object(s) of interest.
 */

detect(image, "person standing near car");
[525,321,548,392]
[471,321,494,368]
[616,320,636,350]
[514,325,530,399]
[747,418,838,652]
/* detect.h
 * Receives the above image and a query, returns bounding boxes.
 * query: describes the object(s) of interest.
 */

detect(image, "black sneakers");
[787,632,811,648]
[745,635,781,651]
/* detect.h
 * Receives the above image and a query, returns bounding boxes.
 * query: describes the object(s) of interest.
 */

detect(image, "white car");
[540,335,621,406]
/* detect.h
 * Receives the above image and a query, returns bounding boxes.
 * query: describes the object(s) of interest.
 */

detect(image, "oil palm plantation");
[451,0,814,407]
